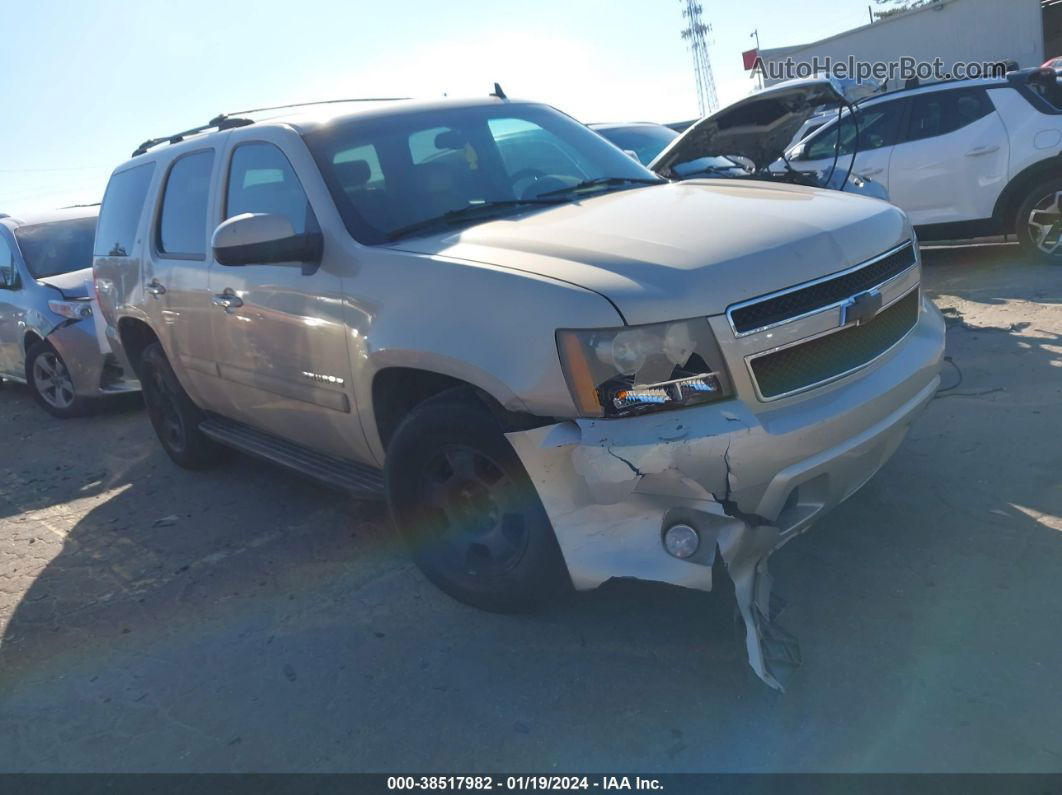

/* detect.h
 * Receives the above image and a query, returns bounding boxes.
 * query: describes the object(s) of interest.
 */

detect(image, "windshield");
[13,217,96,279]
[592,124,678,165]
[303,103,662,244]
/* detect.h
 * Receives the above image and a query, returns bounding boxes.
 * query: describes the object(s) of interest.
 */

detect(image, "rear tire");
[139,342,226,469]
[25,341,90,419]
[1017,179,1062,264]
[385,389,570,613]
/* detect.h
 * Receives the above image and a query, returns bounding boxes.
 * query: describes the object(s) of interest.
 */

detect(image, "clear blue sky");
[1,0,880,211]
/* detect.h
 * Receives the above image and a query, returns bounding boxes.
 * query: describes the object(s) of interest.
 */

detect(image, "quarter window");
[158,150,215,258]
[94,162,155,258]
[225,143,316,234]
[905,89,993,143]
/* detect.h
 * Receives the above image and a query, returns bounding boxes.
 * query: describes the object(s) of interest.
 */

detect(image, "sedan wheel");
[32,351,76,410]
[25,342,87,418]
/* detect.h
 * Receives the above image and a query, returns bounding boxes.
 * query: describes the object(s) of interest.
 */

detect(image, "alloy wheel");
[418,445,530,577]
[1027,190,1062,257]
[32,352,75,409]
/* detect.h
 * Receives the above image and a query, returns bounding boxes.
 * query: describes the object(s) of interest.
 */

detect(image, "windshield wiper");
[386,199,567,241]
[537,176,665,198]
[675,164,744,179]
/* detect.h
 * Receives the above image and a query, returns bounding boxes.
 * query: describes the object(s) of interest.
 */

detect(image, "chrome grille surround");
[720,241,923,403]
[747,288,921,401]
[727,241,917,337]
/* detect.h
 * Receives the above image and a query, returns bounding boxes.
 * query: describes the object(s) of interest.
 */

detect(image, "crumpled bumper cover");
[46,320,139,397]
[507,299,945,689]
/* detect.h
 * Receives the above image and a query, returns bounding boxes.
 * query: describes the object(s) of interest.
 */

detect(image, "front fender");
[43,320,107,397]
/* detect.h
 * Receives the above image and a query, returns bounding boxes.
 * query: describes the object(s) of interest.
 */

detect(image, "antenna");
[679,1,719,116]
[491,82,507,99]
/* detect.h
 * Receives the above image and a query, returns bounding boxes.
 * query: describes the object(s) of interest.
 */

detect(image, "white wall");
[759,0,1044,86]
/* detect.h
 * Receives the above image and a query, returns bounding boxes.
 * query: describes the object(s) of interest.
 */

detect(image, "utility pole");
[751,29,763,90]
[679,1,720,116]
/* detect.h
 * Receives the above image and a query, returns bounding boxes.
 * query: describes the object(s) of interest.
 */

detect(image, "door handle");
[857,168,884,177]
[146,279,166,297]
[966,145,1000,157]
[212,290,243,310]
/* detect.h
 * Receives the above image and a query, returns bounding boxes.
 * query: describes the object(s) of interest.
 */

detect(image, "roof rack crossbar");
[131,115,253,157]
[130,97,411,157]
[225,97,411,116]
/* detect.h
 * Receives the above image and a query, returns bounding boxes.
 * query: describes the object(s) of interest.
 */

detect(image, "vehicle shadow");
[1,245,1061,772]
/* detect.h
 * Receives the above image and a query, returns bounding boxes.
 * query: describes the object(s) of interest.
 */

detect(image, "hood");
[36,267,92,299]
[650,78,851,175]
[387,181,908,326]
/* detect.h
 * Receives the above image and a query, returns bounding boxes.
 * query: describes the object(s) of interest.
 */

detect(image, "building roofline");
[759,0,959,59]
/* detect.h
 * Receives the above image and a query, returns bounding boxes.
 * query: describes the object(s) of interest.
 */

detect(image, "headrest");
[335,159,372,188]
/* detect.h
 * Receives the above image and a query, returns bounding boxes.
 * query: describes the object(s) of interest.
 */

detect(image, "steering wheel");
[509,168,547,186]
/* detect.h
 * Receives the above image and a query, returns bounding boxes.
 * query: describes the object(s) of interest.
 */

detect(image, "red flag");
[742,48,760,71]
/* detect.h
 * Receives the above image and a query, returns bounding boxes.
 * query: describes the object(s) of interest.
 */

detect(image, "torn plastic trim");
[506,413,802,690]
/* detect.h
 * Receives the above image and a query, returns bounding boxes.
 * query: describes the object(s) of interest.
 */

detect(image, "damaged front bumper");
[507,299,945,689]
[48,320,139,398]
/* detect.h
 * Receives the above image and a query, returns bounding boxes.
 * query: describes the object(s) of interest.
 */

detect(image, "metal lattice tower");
[679,1,719,115]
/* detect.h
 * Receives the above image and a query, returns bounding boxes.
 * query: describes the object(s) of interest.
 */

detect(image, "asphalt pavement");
[1,244,1060,772]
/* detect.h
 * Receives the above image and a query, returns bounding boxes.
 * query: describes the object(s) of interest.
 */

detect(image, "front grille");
[730,243,916,334]
[750,290,920,399]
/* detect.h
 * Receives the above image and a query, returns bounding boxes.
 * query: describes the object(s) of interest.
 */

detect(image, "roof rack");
[856,63,1024,105]
[130,97,412,157]
[132,114,254,157]
[224,96,411,116]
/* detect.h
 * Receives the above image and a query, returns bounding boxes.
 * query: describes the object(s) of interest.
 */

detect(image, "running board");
[199,416,385,499]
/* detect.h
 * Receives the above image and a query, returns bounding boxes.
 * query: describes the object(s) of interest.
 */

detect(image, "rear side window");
[157,150,215,258]
[905,89,993,143]
[95,163,155,258]
[0,235,14,287]
[225,143,316,234]
[805,101,904,160]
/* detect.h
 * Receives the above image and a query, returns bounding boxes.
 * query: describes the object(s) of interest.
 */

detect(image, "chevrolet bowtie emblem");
[841,288,883,326]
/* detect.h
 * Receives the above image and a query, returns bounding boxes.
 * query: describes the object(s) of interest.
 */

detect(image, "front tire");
[1017,179,1062,264]
[139,342,225,469]
[25,341,89,418]
[385,390,570,613]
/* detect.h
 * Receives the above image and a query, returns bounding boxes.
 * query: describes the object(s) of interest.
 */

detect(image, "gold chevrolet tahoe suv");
[93,91,945,688]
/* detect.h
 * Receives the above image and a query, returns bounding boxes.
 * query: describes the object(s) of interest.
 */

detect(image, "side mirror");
[212,213,322,267]
[622,149,641,162]
[787,142,806,161]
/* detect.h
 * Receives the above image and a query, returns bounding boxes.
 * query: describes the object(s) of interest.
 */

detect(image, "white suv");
[784,68,1062,261]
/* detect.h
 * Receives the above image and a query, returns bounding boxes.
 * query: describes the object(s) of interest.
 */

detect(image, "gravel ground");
[0,243,1060,772]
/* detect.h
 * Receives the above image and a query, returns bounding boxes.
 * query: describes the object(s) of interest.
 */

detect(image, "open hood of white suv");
[650,78,851,175]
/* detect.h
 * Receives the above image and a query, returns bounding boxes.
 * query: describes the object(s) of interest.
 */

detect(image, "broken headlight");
[556,319,733,417]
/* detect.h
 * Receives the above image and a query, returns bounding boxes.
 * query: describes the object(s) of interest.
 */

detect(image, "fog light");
[663,523,699,559]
